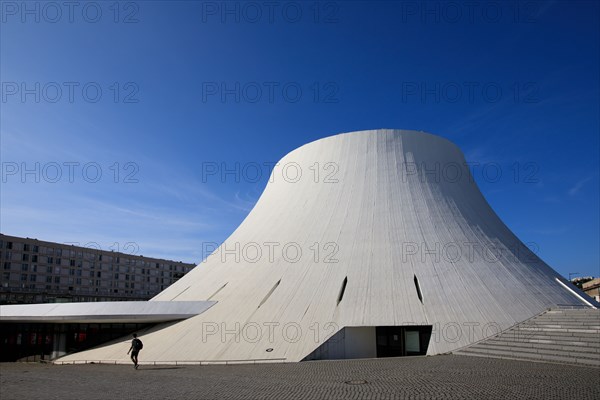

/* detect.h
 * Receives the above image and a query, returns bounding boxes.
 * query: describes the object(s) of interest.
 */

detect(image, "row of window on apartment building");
[2,240,187,270]
[3,259,185,278]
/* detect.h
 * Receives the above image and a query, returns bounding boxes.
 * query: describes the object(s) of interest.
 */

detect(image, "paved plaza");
[1,355,599,399]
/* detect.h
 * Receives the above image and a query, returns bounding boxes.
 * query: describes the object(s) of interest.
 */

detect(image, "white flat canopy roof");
[0,301,216,323]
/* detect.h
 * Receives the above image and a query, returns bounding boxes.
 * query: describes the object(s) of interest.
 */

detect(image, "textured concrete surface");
[60,130,596,365]
[2,355,599,400]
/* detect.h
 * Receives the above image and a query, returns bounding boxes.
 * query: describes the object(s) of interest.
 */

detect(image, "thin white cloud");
[0,161,251,264]
[568,177,592,196]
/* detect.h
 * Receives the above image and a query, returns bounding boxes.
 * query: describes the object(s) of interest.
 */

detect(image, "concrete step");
[457,348,600,367]
[514,320,599,325]
[459,346,600,365]
[501,329,600,339]
[539,315,599,321]
[512,328,600,336]
[472,343,600,361]
[486,337,599,348]
[537,311,599,315]
[539,311,599,314]
[535,316,600,323]
[532,321,600,326]
[515,323,599,330]
[522,326,600,332]
[522,321,600,328]
[539,315,600,320]
[483,339,600,353]
[502,330,600,338]
[458,348,567,363]
[500,331,600,343]
[491,337,599,348]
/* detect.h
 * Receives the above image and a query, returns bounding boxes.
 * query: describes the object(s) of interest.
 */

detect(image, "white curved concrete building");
[57,129,597,363]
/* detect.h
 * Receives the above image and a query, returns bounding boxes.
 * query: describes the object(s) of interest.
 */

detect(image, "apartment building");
[0,234,196,304]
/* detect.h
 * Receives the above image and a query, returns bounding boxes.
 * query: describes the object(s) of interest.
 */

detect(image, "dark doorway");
[376,326,432,357]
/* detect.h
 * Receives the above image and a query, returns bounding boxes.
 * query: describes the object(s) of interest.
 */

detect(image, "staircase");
[455,308,600,367]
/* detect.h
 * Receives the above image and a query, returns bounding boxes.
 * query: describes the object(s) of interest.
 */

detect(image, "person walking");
[127,333,143,369]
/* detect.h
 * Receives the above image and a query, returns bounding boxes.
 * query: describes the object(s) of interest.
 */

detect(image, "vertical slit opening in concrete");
[207,282,228,300]
[258,279,281,308]
[170,286,190,301]
[337,277,348,305]
[414,275,423,304]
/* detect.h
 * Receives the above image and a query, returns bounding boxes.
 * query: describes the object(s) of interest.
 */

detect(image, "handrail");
[554,278,598,309]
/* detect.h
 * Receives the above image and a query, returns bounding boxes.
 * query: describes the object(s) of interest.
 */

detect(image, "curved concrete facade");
[58,129,596,363]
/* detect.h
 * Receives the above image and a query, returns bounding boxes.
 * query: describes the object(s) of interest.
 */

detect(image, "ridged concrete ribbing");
[57,130,598,364]
[455,308,600,367]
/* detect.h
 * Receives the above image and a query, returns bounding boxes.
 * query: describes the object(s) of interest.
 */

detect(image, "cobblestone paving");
[1,355,599,400]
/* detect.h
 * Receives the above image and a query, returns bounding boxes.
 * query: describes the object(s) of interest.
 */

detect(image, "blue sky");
[1,1,598,278]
